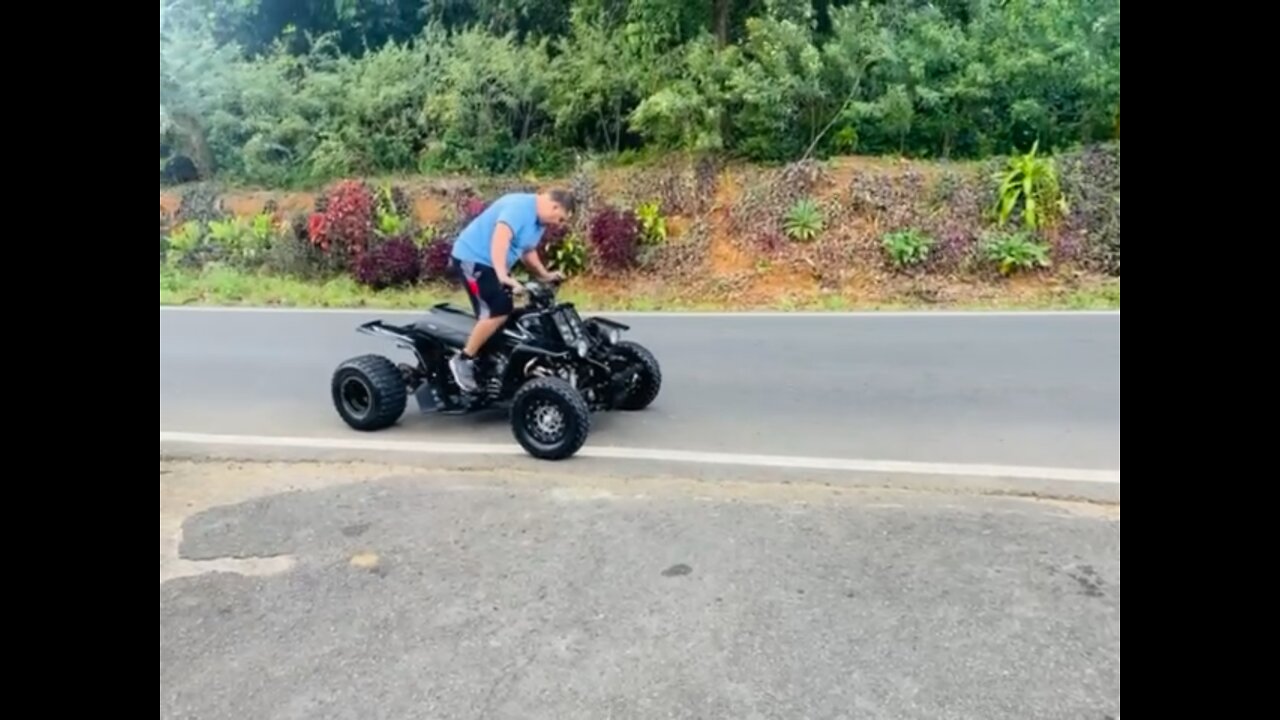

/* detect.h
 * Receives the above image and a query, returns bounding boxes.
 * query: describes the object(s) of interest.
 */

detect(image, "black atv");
[329,278,661,460]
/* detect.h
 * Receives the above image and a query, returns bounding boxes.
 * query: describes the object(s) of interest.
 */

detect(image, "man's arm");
[489,222,519,289]
[520,247,556,282]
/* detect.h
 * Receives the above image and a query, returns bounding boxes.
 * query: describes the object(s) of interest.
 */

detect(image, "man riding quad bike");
[329,189,662,460]
[446,189,574,392]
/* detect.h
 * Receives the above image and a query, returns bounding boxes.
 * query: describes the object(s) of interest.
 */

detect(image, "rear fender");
[357,320,417,345]
[357,321,437,366]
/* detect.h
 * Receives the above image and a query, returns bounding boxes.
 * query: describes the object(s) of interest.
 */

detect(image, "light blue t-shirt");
[450,193,545,271]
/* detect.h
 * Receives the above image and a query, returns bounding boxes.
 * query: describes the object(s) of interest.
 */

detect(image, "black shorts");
[447,258,513,319]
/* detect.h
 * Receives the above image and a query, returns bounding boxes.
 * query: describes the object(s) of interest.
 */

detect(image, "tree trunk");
[613,95,623,153]
[713,1,733,150]
[714,0,730,46]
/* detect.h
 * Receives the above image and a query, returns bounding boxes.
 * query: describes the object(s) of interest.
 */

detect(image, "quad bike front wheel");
[611,340,662,411]
[510,376,591,460]
[331,354,408,431]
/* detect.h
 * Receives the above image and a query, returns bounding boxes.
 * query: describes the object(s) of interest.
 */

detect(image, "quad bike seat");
[410,305,478,348]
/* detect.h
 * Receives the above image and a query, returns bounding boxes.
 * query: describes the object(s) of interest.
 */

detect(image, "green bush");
[206,214,275,268]
[881,229,935,269]
[981,231,1052,276]
[165,221,206,269]
[546,233,588,277]
[635,201,667,246]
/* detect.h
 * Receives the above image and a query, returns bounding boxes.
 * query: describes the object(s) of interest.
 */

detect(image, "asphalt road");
[159,308,1120,471]
[159,463,1121,720]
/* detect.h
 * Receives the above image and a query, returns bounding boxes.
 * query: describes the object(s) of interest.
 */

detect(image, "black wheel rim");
[524,397,568,445]
[615,355,643,396]
[340,376,373,418]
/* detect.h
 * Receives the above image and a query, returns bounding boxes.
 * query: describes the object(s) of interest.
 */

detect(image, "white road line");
[159,431,1121,485]
[160,305,1119,319]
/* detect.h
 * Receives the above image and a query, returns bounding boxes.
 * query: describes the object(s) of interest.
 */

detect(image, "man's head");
[536,188,577,228]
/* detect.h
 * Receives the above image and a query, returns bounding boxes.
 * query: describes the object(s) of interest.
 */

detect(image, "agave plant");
[783,198,825,243]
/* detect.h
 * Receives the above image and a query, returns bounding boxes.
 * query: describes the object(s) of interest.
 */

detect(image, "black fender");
[356,320,447,370]
[583,316,629,346]
[584,316,630,332]
[357,320,420,348]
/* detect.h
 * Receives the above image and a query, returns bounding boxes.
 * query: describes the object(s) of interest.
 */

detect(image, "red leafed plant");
[308,180,375,264]
[420,239,454,281]
[307,213,326,245]
[588,206,640,271]
[353,236,421,289]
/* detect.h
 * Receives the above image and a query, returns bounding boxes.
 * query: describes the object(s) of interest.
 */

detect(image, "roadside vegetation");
[160,0,1120,311]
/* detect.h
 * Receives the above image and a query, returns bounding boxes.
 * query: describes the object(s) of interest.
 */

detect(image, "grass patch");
[161,267,1118,312]
[161,266,450,309]
[159,267,691,310]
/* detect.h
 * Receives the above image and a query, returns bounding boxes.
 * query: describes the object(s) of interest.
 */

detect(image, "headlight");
[576,338,590,357]
[553,314,574,340]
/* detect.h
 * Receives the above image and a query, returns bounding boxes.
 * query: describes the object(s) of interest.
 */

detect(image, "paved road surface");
[159,309,1120,471]
[160,462,1121,720]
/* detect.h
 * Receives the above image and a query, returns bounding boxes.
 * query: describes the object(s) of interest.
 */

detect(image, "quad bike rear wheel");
[331,354,408,431]
[510,376,591,460]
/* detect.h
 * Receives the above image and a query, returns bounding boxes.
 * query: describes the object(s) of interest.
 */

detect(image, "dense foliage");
[1058,142,1120,275]
[160,0,1120,186]
[160,138,1119,321]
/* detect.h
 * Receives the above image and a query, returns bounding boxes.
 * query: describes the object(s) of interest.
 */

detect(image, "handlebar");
[530,276,564,290]
[506,276,565,297]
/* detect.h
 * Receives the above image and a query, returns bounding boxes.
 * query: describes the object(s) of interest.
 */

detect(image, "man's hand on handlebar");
[500,275,526,295]
[502,272,565,297]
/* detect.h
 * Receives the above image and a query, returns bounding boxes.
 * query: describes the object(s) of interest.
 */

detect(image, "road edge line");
[159,431,1121,485]
[160,305,1119,319]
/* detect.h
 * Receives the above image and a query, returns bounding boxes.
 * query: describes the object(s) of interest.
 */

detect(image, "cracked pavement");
[160,461,1120,720]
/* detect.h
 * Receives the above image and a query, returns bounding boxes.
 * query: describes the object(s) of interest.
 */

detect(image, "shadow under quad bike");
[329,278,662,460]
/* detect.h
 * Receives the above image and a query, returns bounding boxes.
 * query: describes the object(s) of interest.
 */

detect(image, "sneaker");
[449,352,479,393]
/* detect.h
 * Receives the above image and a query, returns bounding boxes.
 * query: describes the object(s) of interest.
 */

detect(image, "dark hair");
[546,188,577,215]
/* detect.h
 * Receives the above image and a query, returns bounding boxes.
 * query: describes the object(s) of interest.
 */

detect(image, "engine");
[523,357,578,388]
